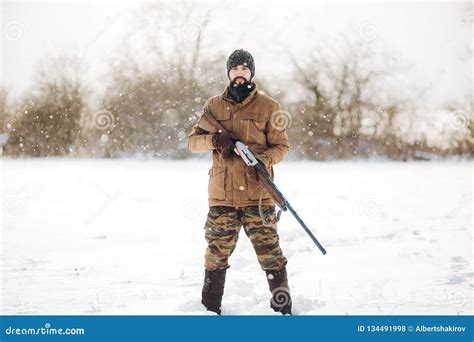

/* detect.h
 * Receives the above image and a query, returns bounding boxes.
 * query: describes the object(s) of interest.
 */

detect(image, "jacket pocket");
[214,110,231,121]
[240,112,267,144]
[208,167,226,200]
[246,165,274,201]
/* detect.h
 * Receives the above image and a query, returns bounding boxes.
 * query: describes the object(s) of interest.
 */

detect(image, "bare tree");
[0,87,8,132]
[88,0,226,158]
[4,56,88,157]
[289,36,399,159]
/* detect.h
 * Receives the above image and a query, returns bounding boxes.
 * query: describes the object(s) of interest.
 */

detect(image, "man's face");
[229,65,252,85]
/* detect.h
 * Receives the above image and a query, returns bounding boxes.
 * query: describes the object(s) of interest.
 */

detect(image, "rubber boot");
[265,267,292,315]
[201,268,227,315]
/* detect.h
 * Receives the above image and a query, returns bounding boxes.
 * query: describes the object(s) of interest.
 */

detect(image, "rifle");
[199,111,327,255]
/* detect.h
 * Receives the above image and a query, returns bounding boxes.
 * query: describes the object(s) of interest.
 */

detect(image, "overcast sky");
[1,0,471,109]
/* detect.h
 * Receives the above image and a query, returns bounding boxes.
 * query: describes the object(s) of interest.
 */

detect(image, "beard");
[229,77,254,103]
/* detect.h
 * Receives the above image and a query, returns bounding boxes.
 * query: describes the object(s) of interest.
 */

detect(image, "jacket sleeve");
[187,99,216,153]
[259,102,290,166]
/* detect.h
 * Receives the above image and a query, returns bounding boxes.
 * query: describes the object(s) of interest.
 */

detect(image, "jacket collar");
[221,81,259,107]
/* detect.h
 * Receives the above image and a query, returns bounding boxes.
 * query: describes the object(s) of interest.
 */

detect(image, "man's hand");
[212,132,238,159]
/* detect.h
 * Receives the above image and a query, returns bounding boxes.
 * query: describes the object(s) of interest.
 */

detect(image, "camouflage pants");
[204,205,288,272]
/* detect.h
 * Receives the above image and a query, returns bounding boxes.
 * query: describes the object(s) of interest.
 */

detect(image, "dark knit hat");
[226,49,255,79]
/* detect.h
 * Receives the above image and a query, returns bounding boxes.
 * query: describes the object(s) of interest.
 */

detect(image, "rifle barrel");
[255,163,327,255]
[286,203,327,255]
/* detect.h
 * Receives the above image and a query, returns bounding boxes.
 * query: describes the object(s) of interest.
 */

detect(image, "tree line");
[2,2,472,160]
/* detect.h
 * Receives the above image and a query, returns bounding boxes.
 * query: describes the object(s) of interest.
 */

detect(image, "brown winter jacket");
[187,82,290,207]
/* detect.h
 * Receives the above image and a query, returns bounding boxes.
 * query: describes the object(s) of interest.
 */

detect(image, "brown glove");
[212,132,237,159]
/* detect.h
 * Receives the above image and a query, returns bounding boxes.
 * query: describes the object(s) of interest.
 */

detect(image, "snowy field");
[1,158,472,315]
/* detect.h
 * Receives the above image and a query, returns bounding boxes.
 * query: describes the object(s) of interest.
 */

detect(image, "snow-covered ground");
[1,159,472,315]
